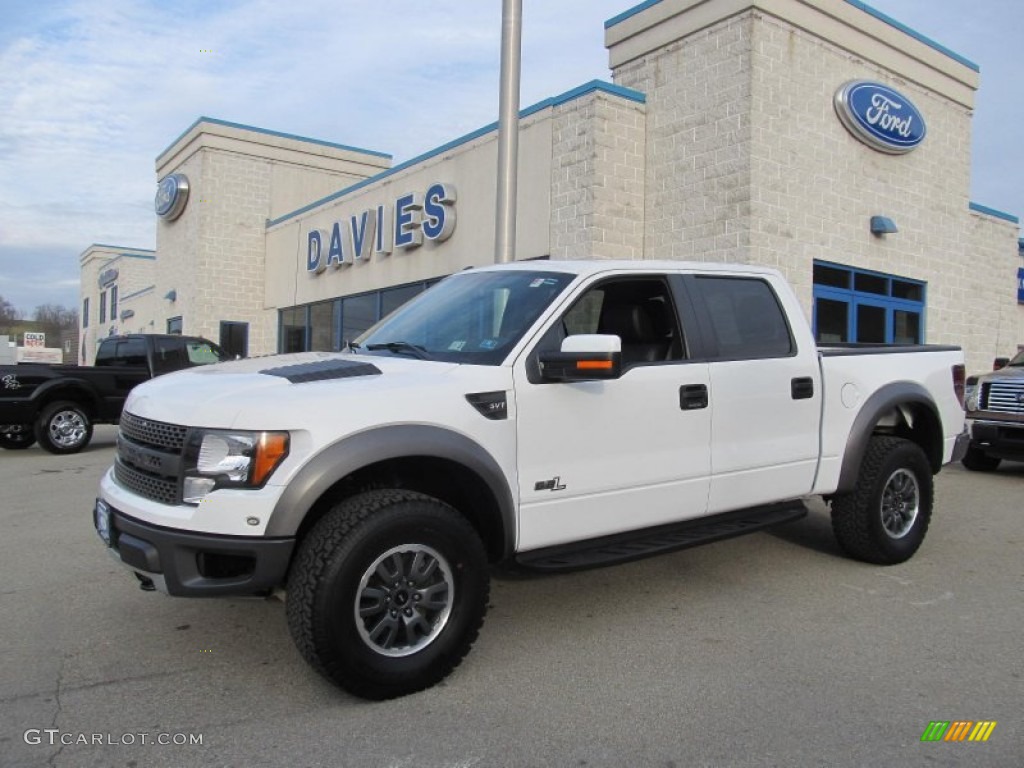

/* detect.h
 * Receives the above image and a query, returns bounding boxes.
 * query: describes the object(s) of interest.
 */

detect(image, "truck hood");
[976,365,1024,383]
[124,351,469,428]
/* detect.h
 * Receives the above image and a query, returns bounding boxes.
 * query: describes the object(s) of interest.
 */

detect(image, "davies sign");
[834,80,926,154]
[307,182,456,275]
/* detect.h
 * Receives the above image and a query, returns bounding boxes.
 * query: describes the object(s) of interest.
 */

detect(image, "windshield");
[356,270,574,365]
[186,340,230,364]
[1008,350,1024,367]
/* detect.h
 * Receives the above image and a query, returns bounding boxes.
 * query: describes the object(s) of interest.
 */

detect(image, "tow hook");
[134,573,156,592]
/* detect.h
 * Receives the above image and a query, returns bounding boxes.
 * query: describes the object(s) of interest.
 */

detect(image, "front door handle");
[679,384,709,410]
[791,377,814,400]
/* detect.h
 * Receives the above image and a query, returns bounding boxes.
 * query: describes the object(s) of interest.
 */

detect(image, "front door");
[512,274,712,552]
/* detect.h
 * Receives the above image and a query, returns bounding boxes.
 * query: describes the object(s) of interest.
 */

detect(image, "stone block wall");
[613,15,754,262]
[550,90,647,260]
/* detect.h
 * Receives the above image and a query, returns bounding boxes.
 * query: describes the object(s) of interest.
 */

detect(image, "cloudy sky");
[0,0,1020,315]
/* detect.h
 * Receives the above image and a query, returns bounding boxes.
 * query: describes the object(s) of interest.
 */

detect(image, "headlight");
[964,381,979,412]
[182,429,289,503]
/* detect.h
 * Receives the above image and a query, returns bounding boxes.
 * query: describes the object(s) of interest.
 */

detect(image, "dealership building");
[79,0,1023,373]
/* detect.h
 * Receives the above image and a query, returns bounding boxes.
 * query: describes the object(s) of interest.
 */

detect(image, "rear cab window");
[94,338,147,367]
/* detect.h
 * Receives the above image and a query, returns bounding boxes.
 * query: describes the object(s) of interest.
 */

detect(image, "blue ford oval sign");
[834,80,926,154]
[155,173,190,220]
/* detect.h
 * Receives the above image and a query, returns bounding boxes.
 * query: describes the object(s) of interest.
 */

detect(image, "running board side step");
[515,502,807,572]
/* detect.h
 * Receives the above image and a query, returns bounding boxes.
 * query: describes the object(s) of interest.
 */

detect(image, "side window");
[695,277,793,359]
[563,290,604,336]
[153,337,186,374]
[548,277,686,367]
[117,338,148,366]
[94,340,114,366]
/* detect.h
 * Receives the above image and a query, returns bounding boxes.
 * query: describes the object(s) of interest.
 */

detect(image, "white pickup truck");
[93,260,968,699]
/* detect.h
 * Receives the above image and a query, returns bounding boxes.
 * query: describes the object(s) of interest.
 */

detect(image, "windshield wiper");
[365,341,430,360]
[345,341,361,352]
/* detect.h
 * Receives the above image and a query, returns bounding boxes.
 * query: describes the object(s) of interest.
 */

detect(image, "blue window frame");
[812,261,925,344]
[278,278,443,353]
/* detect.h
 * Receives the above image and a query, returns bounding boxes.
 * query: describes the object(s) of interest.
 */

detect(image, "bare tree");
[0,294,21,336]
[32,303,78,340]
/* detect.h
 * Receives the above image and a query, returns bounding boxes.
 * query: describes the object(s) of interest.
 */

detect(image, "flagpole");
[495,0,522,263]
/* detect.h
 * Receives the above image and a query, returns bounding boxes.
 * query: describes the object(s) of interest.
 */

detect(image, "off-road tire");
[35,401,93,454]
[0,425,36,450]
[831,436,933,565]
[286,490,489,700]
[960,445,1001,472]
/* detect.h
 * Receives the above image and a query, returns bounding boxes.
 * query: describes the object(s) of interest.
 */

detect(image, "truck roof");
[468,259,783,279]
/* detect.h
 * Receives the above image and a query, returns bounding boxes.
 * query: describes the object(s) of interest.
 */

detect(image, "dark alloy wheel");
[960,445,1001,472]
[0,424,36,450]
[286,490,489,700]
[831,436,934,565]
[35,401,93,454]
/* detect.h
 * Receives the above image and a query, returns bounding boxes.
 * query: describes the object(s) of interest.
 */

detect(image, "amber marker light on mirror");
[577,360,613,370]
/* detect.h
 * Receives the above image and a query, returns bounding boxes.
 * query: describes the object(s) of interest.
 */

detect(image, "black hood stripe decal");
[259,359,382,383]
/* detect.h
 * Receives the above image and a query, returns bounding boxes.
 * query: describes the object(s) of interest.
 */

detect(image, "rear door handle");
[791,377,814,400]
[679,384,709,410]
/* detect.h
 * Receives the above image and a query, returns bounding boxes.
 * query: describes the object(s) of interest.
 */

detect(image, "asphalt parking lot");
[1,426,1020,767]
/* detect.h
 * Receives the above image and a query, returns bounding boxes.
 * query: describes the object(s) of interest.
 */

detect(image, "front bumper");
[94,499,294,596]
[966,419,1024,461]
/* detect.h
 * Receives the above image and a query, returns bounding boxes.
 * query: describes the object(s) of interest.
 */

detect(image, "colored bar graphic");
[968,721,997,742]
[921,720,997,742]
[944,721,973,741]
[921,721,949,742]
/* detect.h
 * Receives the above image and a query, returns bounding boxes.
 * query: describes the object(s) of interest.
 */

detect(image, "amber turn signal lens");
[252,432,289,485]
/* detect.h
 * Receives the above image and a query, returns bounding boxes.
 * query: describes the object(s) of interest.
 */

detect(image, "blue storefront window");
[812,261,925,344]
[278,278,442,353]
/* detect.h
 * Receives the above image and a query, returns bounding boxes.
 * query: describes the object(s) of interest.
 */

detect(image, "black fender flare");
[265,425,516,555]
[835,381,942,494]
[31,378,100,415]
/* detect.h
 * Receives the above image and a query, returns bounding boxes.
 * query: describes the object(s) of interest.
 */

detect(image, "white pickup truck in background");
[92,260,967,699]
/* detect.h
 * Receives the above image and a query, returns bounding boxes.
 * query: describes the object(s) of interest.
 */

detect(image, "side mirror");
[993,357,1009,370]
[538,334,622,382]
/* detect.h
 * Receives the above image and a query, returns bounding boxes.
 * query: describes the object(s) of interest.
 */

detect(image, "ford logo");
[834,80,926,154]
[155,173,190,221]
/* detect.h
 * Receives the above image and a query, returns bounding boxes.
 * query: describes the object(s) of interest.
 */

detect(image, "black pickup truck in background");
[0,334,228,454]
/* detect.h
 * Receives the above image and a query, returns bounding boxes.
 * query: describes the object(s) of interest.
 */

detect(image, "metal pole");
[495,0,522,264]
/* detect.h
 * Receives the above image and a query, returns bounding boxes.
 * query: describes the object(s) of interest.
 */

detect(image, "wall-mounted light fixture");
[870,216,898,235]
[164,289,177,302]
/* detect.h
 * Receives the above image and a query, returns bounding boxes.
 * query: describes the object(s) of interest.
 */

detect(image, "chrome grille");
[983,381,1024,414]
[114,459,179,505]
[119,411,188,452]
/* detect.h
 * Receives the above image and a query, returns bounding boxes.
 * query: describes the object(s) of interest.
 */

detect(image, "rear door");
[686,274,821,513]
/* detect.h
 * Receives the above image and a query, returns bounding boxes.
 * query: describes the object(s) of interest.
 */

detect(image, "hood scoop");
[259,359,382,383]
